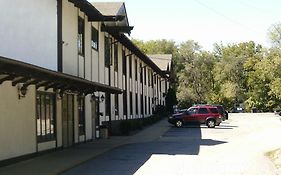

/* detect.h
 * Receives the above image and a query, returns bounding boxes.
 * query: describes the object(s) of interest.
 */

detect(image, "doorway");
[92,97,100,139]
[62,94,74,147]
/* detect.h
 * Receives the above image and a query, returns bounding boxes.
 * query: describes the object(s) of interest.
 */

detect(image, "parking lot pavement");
[0,119,170,175]
[63,113,281,175]
[1,113,280,175]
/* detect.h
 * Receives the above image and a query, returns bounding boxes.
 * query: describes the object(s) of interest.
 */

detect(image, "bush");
[119,115,163,135]
[120,120,131,135]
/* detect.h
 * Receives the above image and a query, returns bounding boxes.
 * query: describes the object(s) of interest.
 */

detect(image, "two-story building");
[0,0,170,165]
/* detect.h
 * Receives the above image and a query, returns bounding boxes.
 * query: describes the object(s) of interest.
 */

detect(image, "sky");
[94,0,281,51]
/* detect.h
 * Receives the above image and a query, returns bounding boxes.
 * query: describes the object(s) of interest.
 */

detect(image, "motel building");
[0,0,171,165]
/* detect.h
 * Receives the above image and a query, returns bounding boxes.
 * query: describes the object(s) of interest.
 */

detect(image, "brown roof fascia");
[110,33,168,79]
[0,56,122,94]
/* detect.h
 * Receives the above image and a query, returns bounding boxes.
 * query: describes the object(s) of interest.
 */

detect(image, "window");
[105,92,110,116]
[148,97,151,114]
[78,96,85,136]
[141,94,144,115]
[123,90,127,116]
[130,92,133,116]
[115,94,119,116]
[148,69,150,86]
[140,63,143,83]
[189,108,198,114]
[144,67,146,85]
[122,50,126,75]
[104,36,111,68]
[78,17,84,56]
[36,92,56,143]
[135,59,138,80]
[114,43,118,72]
[129,55,132,78]
[160,79,162,92]
[144,96,147,114]
[210,108,219,113]
[91,27,98,50]
[136,93,138,116]
[198,108,209,114]
[151,72,154,88]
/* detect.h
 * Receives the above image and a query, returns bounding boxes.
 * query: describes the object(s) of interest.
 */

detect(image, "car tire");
[207,119,215,128]
[175,120,183,128]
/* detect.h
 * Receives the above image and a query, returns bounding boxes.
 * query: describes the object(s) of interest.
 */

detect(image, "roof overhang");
[68,0,124,22]
[101,25,134,35]
[109,33,168,79]
[0,56,122,95]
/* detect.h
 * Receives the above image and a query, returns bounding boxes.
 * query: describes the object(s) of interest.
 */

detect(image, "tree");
[177,50,216,106]
[268,23,281,48]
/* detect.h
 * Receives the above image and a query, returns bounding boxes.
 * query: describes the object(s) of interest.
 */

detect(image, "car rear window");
[210,108,219,113]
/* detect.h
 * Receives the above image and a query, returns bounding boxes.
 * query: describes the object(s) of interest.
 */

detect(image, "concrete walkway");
[0,119,170,175]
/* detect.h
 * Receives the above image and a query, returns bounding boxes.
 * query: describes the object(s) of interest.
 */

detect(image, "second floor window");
[135,59,138,80]
[91,27,98,50]
[78,17,84,56]
[114,43,118,72]
[129,55,132,78]
[105,36,111,68]
[122,50,126,76]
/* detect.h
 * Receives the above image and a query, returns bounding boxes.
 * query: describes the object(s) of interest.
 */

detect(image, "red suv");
[168,105,222,128]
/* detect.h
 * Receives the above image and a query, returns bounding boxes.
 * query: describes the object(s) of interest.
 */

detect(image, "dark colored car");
[168,105,222,128]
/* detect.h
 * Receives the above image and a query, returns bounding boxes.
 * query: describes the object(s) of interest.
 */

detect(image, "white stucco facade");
[0,0,170,163]
[0,0,58,71]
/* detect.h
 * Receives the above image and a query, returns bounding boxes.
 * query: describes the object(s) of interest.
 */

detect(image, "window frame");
[78,96,85,136]
[104,36,111,68]
[36,91,56,143]
[114,43,118,72]
[105,92,111,116]
[91,27,99,51]
[198,108,209,114]
[78,17,85,56]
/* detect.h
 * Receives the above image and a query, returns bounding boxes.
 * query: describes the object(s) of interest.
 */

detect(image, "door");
[197,107,209,123]
[91,98,100,139]
[62,94,74,147]
[183,108,197,123]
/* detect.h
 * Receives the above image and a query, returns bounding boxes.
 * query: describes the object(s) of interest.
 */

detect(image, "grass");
[265,148,281,169]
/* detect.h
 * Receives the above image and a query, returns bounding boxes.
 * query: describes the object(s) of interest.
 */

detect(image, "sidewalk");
[0,119,170,175]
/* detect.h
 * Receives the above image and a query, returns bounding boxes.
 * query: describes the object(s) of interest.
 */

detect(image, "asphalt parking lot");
[63,113,281,175]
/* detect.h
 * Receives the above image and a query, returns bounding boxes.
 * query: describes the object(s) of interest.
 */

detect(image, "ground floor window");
[105,92,111,117]
[36,92,56,143]
[78,96,85,136]
[115,94,119,116]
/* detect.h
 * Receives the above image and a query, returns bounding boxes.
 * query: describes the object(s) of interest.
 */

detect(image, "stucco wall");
[0,82,36,161]
[0,0,57,70]
[62,1,78,76]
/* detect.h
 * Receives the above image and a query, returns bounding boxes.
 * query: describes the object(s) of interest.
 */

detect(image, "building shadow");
[61,125,228,175]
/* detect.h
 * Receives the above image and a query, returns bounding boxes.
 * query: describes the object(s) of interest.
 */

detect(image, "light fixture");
[91,94,105,103]
[100,94,105,102]
[18,84,28,99]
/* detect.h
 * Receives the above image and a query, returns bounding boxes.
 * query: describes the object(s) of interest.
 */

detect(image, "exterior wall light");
[91,94,105,103]
[100,94,105,102]
[18,84,28,99]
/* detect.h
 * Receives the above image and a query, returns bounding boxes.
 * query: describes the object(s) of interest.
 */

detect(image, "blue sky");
[94,0,281,50]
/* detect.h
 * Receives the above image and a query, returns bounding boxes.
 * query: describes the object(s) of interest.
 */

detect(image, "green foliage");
[165,87,177,113]
[132,33,281,112]
[119,115,163,135]
[132,39,177,55]
[268,23,281,48]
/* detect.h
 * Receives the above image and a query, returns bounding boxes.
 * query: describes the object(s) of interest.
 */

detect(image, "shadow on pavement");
[61,125,227,175]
